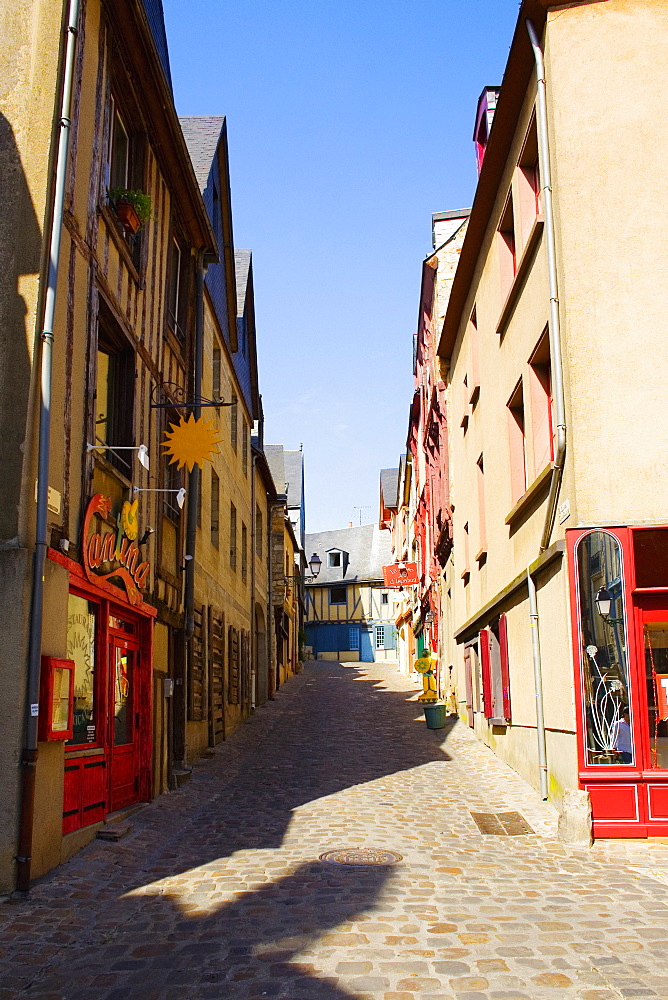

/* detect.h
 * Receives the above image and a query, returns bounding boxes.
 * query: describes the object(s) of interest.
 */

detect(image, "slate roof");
[283,451,304,510]
[235,250,252,317]
[264,445,286,496]
[305,524,393,586]
[380,468,399,510]
[141,0,172,93]
[180,116,225,192]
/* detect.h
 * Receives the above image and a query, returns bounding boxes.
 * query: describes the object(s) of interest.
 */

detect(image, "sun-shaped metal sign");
[161,413,223,472]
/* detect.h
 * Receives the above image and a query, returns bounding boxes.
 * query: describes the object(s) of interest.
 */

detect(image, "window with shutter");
[479,628,493,720]
[464,646,474,727]
[498,613,512,722]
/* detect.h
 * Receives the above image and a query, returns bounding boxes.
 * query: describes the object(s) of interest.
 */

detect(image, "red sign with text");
[383,562,419,587]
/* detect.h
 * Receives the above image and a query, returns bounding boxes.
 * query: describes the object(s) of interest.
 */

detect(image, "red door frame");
[567,526,668,837]
[50,548,155,833]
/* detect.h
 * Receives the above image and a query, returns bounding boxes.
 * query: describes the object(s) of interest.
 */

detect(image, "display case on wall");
[39,656,75,741]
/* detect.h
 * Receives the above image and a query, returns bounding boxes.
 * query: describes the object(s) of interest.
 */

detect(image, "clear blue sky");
[162,1,519,533]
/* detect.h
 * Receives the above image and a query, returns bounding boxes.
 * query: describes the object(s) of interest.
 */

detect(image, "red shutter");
[498,613,512,722]
[464,648,474,727]
[479,628,493,719]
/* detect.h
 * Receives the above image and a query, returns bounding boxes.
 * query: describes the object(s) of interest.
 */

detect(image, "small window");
[95,310,134,477]
[242,418,249,475]
[241,522,248,583]
[349,628,360,651]
[230,503,237,570]
[476,454,486,559]
[498,195,516,298]
[507,380,528,503]
[381,592,389,605]
[375,626,386,649]
[255,506,263,558]
[210,470,219,548]
[328,552,341,568]
[164,451,182,522]
[529,330,553,475]
[107,97,129,191]
[517,115,541,251]
[167,237,187,344]
[329,586,346,605]
[230,395,238,452]
[212,344,222,402]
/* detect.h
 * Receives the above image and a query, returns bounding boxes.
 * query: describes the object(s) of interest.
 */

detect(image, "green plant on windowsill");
[108,188,153,234]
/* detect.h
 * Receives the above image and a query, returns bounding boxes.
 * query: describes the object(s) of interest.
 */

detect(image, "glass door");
[640,610,668,771]
[108,634,140,811]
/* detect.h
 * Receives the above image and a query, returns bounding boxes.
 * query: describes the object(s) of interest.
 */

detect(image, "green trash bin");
[423,702,447,730]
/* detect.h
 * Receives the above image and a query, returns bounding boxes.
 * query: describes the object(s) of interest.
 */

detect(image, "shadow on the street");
[6,662,454,999]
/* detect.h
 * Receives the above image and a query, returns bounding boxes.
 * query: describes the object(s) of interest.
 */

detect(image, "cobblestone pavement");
[3,660,668,1000]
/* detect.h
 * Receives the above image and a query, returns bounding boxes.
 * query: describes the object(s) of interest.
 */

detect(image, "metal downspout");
[250,452,257,710]
[16,0,80,894]
[526,18,566,801]
[182,251,204,755]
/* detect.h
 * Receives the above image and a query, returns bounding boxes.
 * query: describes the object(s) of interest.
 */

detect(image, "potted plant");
[109,188,152,235]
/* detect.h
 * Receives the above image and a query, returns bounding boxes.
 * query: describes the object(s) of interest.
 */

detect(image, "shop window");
[575,530,633,766]
[529,330,553,475]
[330,586,346,605]
[210,469,219,548]
[498,195,516,299]
[633,529,668,589]
[95,307,135,477]
[230,502,237,570]
[167,237,188,345]
[66,593,98,746]
[507,379,528,502]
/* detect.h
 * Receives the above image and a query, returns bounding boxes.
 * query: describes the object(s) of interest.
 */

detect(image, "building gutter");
[526,17,566,801]
[181,250,205,765]
[17,0,80,894]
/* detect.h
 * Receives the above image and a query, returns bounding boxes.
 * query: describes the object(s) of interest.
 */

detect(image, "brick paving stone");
[2,660,668,999]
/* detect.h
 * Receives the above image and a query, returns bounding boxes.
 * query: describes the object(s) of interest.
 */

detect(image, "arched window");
[575,530,633,766]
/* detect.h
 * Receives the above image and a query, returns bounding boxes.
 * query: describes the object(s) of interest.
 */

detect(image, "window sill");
[505,463,552,527]
[497,216,544,339]
[100,202,142,286]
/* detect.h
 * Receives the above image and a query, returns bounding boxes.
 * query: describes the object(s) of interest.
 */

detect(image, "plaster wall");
[546,0,668,528]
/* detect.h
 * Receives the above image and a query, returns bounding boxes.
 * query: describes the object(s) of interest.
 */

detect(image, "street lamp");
[308,553,322,578]
[595,586,623,625]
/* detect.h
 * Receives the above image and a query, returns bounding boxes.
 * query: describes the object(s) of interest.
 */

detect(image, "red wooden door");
[634,599,668,829]
[108,634,140,812]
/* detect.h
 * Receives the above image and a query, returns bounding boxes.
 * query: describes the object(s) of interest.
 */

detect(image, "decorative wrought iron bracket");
[150,381,235,410]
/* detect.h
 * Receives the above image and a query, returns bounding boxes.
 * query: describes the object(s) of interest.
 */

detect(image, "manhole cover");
[319,848,403,866]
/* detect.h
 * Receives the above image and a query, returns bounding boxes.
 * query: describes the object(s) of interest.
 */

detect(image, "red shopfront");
[568,525,668,837]
[49,512,155,835]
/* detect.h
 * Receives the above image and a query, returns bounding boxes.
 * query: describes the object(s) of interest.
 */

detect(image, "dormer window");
[328,551,341,568]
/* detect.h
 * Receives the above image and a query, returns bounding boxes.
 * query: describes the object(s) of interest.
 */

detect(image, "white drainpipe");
[525,18,566,801]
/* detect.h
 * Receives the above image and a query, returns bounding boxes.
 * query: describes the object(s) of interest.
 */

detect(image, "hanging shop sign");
[383,562,419,587]
[82,494,150,606]
[161,413,223,471]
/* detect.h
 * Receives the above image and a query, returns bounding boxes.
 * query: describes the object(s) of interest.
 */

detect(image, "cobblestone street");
[3,660,668,1000]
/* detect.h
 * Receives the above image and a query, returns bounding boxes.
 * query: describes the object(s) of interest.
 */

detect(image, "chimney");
[348,521,353,528]
[473,86,500,174]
